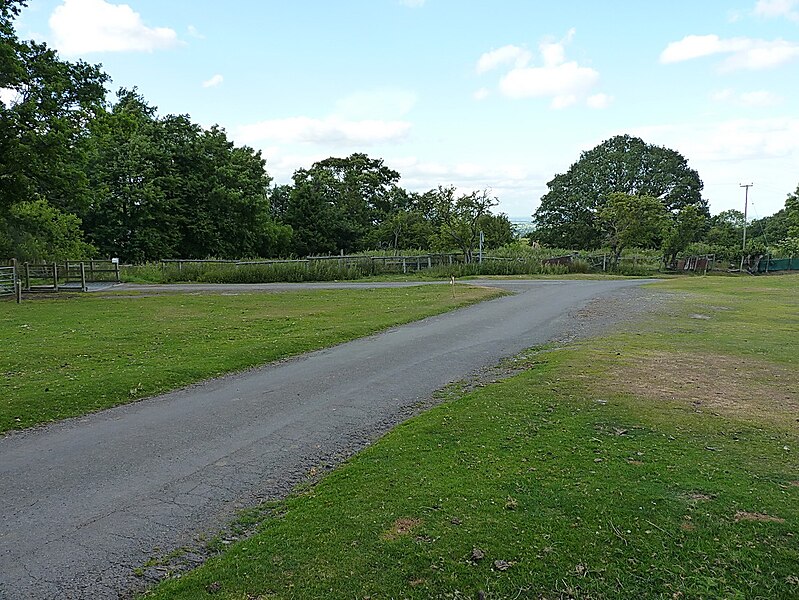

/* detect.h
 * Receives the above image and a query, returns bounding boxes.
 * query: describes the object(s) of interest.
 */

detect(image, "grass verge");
[0,285,502,433]
[145,274,799,599]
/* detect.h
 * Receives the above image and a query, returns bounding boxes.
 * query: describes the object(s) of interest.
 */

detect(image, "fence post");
[427,255,432,269]
[65,259,69,284]
[52,262,59,292]
[402,258,407,274]
[114,260,120,282]
[80,262,87,292]
[89,259,95,280]
[24,262,30,291]
[15,279,22,303]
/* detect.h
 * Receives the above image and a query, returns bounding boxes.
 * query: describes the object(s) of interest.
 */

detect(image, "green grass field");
[0,285,501,433]
[145,275,799,599]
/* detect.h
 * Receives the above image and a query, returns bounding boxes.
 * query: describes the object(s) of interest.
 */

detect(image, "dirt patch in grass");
[734,511,786,524]
[383,517,422,541]
[686,492,715,501]
[600,351,799,430]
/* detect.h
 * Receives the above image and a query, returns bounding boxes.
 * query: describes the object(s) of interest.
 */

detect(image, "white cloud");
[740,90,782,106]
[634,118,799,163]
[473,87,490,101]
[475,45,532,74]
[236,117,412,146]
[586,93,613,109]
[711,88,782,106]
[480,31,601,108]
[660,35,747,62]
[753,0,799,20]
[49,0,179,55]
[499,62,599,105]
[333,89,417,119]
[202,74,224,88]
[187,24,204,39]
[660,34,799,71]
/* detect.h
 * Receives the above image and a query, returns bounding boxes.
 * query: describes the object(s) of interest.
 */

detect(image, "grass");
[0,285,502,433]
[145,274,799,599]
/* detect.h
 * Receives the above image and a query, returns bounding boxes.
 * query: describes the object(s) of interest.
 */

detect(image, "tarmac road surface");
[0,279,656,599]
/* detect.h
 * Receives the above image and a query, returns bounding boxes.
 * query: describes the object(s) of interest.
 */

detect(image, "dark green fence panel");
[758,257,799,273]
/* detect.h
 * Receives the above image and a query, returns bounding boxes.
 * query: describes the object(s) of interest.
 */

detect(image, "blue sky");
[13,0,799,220]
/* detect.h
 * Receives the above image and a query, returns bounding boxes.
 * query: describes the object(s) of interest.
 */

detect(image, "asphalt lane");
[0,279,653,599]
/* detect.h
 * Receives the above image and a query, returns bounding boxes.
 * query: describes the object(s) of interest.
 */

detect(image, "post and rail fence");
[0,260,120,299]
[159,253,519,275]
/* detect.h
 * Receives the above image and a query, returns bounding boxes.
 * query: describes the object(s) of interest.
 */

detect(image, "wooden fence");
[159,253,514,274]
[19,260,120,293]
[0,265,19,302]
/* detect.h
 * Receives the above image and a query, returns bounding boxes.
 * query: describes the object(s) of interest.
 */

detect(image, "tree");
[705,210,744,248]
[430,187,498,262]
[533,134,706,249]
[477,213,515,249]
[1,1,108,214]
[368,210,434,252]
[786,185,799,238]
[661,204,707,266]
[0,198,95,261]
[284,153,401,255]
[599,193,667,266]
[84,90,288,261]
[1,0,107,259]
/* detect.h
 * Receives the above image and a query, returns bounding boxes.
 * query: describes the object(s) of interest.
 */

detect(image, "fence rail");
[0,266,16,298]
[20,260,120,293]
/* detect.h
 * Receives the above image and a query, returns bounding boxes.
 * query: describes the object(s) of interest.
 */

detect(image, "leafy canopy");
[533,134,707,249]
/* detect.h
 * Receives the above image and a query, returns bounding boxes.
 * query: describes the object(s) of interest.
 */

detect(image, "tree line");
[531,134,799,264]
[0,2,512,263]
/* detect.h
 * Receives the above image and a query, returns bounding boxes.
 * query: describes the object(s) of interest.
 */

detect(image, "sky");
[13,0,799,220]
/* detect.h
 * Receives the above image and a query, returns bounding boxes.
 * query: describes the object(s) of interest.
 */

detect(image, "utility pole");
[739,183,753,272]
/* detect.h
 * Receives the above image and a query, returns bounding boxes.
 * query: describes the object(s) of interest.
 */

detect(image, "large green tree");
[84,90,289,261]
[533,134,707,249]
[284,153,401,255]
[1,0,107,260]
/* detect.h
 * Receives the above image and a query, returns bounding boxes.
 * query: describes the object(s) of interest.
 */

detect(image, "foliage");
[0,198,95,261]
[284,153,401,256]
[786,185,799,238]
[0,0,107,258]
[773,237,799,257]
[533,134,707,249]
[430,187,499,262]
[661,204,707,266]
[83,90,289,262]
[368,210,435,252]
[599,192,667,265]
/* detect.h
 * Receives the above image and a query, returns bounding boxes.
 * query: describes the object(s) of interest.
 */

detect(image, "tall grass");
[122,253,595,284]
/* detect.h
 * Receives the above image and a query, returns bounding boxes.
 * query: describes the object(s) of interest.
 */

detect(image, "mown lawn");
[146,274,799,599]
[0,285,501,433]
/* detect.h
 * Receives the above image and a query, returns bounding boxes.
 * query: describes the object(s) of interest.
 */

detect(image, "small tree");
[599,193,667,266]
[431,187,497,262]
